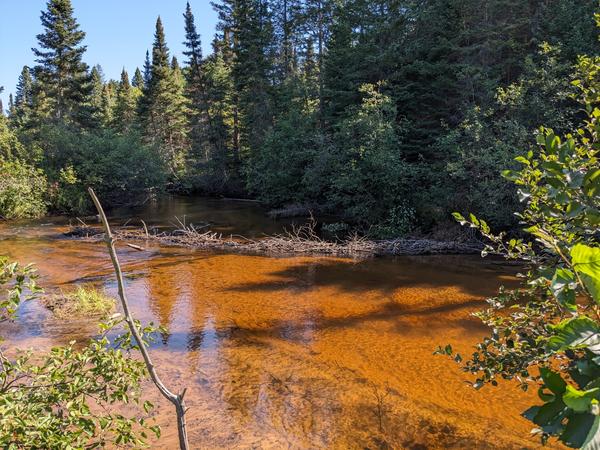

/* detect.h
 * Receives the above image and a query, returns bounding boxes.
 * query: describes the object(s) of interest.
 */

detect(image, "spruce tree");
[89,65,105,126]
[132,68,144,89]
[8,94,16,118]
[112,69,138,133]
[213,0,275,163]
[142,50,152,88]
[12,66,34,126]
[182,1,214,175]
[31,0,91,126]
[142,17,190,178]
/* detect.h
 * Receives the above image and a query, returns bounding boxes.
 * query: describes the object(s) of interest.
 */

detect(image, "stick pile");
[66,219,481,257]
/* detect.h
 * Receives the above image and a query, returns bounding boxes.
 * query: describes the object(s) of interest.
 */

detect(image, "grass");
[42,285,115,319]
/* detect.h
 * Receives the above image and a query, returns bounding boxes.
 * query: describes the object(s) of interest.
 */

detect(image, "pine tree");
[302,0,333,121]
[100,81,116,126]
[31,0,91,126]
[272,0,303,79]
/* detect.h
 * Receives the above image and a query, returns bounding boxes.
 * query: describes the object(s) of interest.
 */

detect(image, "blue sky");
[0,0,218,109]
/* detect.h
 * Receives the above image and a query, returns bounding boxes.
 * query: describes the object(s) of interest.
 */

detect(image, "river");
[0,196,549,449]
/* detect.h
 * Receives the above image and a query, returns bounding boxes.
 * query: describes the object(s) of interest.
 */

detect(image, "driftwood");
[267,204,324,219]
[67,214,481,258]
[88,188,190,450]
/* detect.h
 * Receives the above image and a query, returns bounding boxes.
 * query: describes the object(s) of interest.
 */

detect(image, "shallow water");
[0,197,550,449]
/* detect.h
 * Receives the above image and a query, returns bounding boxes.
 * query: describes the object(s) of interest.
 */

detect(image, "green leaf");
[551,268,577,311]
[451,212,466,225]
[571,244,600,303]
[548,316,600,355]
[532,397,567,426]
[540,367,568,395]
[562,385,600,412]
[584,169,600,197]
[561,413,599,448]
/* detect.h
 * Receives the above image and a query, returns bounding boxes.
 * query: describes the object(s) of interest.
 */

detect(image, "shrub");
[0,158,47,219]
[39,125,167,214]
[440,53,600,448]
[0,257,161,447]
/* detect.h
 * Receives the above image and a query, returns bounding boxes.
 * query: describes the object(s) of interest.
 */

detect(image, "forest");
[1,0,596,235]
[1,0,600,449]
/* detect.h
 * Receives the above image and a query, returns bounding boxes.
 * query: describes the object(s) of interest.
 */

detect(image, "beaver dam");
[66,217,481,257]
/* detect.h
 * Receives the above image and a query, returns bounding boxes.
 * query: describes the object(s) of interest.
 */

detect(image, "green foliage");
[0,158,47,220]
[0,319,161,448]
[31,0,92,126]
[141,17,189,179]
[441,54,600,447]
[0,257,41,329]
[327,83,409,228]
[0,258,161,447]
[38,125,166,214]
[5,0,600,233]
[247,76,322,205]
[441,44,577,228]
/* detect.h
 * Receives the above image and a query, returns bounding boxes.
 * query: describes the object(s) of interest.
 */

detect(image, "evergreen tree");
[31,0,91,126]
[302,0,333,121]
[272,0,303,79]
[213,0,275,164]
[182,1,220,185]
[112,69,138,133]
[142,17,190,178]
[12,66,35,126]
[89,65,106,126]
[132,68,144,89]
[8,94,16,118]
[142,50,152,88]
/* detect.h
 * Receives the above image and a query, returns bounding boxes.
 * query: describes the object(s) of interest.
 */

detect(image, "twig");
[141,220,149,238]
[88,188,189,450]
[126,243,145,251]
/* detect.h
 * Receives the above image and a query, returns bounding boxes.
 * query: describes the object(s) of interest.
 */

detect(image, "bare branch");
[88,188,189,450]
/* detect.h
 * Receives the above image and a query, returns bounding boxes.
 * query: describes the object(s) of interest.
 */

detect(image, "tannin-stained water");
[0,197,553,449]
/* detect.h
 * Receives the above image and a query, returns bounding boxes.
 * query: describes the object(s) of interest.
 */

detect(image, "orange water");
[0,199,552,449]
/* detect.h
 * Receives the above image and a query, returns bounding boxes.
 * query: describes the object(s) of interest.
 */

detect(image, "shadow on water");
[224,255,517,298]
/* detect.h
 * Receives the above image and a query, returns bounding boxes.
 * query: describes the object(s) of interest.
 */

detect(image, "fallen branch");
[88,188,189,450]
[67,217,481,258]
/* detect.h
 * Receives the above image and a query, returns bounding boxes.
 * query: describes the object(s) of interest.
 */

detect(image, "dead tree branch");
[88,188,189,450]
